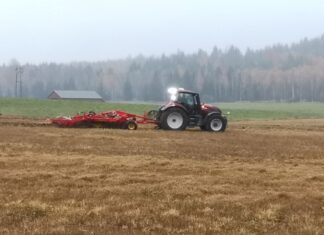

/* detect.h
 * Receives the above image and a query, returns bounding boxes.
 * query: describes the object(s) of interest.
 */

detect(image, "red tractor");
[152,88,227,132]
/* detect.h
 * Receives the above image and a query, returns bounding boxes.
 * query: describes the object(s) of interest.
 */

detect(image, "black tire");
[160,108,188,130]
[205,115,226,132]
[122,121,138,130]
[200,125,206,131]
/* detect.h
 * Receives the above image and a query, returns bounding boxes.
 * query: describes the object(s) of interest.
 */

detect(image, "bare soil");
[0,116,324,234]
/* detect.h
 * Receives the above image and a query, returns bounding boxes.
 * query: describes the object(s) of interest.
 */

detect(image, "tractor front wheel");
[206,115,226,132]
[161,108,188,130]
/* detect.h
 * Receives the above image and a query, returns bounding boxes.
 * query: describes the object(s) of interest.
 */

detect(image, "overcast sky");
[1,0,324,64]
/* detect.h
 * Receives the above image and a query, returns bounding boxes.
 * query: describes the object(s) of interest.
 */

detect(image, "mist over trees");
[1,35,324,102]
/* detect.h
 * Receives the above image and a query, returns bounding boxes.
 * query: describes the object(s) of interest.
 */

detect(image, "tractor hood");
[201,103,222,114]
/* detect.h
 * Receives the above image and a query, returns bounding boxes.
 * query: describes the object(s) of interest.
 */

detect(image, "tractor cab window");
[177,93,194,107]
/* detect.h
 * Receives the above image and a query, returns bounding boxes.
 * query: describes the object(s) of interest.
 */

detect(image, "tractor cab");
[173,90,201,115]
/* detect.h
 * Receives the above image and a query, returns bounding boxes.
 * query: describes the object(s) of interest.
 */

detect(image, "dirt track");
[0,116,324,234]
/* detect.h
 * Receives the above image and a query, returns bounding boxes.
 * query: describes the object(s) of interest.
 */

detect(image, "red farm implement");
[50,110,157,130]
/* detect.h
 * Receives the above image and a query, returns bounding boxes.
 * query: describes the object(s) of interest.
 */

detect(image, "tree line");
[1,35,324,102]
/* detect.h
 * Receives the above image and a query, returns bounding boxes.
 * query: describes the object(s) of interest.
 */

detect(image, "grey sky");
[1,0,324,64]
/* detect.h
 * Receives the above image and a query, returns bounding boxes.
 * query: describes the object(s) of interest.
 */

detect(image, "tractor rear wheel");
[161,108,188,130]
[206,115,226,132]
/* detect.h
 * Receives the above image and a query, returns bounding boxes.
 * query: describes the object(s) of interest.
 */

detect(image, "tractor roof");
[177,89,198,95]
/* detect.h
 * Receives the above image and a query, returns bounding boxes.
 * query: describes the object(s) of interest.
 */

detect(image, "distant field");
[1,98,324,120]
[0,98,158,118]
[220,102,324,120]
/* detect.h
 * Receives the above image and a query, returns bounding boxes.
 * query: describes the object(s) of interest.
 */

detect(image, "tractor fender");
[202,111,222,125]
[160,102,188,113]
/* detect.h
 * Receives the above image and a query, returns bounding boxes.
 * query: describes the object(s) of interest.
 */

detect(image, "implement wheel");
[123,121,138,130]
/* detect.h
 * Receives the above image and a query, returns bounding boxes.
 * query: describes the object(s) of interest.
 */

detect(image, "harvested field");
[0,117,324,234]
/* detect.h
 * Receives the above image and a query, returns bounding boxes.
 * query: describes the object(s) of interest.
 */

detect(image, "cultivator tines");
[50,110,157,130]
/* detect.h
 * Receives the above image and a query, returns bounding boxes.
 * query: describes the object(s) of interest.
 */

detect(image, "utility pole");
[19,67,23,97]
[15,67,23,97]
[15,67,18,97]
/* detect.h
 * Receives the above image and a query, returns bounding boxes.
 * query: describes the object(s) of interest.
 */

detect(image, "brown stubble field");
[0,116,324,234]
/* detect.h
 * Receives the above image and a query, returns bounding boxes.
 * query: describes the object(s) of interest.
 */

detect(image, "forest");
[1,35,324,102]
